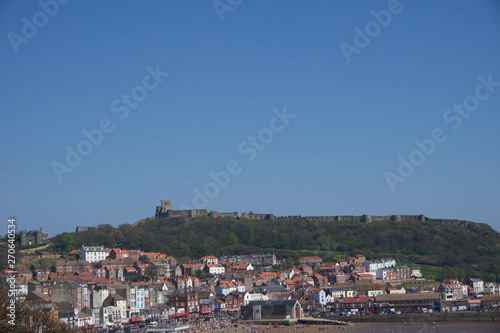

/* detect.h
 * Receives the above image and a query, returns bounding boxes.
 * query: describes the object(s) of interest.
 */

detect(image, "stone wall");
[153,201,472,227]
[302,214,428,223]
[427,218,471,227]
[210,211,239,218]
[156,209,209,219]
[241,212,275,221]
[19,243,51,254]
[333,311,500,323]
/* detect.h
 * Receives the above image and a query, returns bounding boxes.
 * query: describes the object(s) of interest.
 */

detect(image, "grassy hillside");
[49,216,500,281]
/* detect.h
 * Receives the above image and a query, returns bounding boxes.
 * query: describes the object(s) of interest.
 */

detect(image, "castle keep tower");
[361,215,372,223]
[159,200,171,213]
[20,227,48,246]
[155,200,172,218]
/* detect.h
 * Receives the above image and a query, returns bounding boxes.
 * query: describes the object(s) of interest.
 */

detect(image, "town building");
[376,265,411,280]
[20,228,49,246]
[298,256,323,266]
[241,300,302,320]
[169,292,199,313]
[80,245,109,263]
[375,292,441,311]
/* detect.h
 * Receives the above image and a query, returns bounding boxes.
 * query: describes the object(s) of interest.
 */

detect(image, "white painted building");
[470,279,484,294]
[311,289,327,307]
[411,268,422,278]
[75,310,93,328]
[13,280,28,302]
[80,245,108,263]
[200,255,219,265]
[205,264,225,275]
[367,289,385,297]
[101,294,127,326]
[236,281,246,293]
[484,282,499,295]
[243,292,269,306]
[388,287,406,295]
[383,258,396,268]
[363,260,380,273]
[363,258,396,273]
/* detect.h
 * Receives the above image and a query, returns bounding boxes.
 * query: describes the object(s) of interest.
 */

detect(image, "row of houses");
[309,290,500,314]
[6,249,500,328]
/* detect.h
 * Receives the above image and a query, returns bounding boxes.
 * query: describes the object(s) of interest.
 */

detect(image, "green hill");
[50,216,500,281]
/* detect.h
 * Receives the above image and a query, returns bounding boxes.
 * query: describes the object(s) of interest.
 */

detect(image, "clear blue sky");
[1,0,499,237]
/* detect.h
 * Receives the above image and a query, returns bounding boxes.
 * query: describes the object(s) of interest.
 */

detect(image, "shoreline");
[211,321,500,333]
[347,321,500,332]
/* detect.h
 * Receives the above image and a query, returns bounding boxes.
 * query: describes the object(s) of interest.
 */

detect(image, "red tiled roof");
[201,255,218,259]
[336,296,372,304]
[299,256,322,260]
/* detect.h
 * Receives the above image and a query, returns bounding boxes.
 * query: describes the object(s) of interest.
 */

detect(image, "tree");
[226,232,238,246]
[280,233,291,250]
[200,237,217,256]
[145,264,162,277]
[59,233,73,253]
[0,282,73,332]
[179,243,192,257]
[195,269,209,279]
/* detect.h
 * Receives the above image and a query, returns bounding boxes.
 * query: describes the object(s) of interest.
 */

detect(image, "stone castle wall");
[300,214,427,223]
[153,201,472,227]
[301,214,471,226]
[155,201,275,220]
[427,218,470,227]
[210,211,239,218]
[241,212,275,221]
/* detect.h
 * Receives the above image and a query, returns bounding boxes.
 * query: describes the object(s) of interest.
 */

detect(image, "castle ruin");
[155,200,275,221]
[20,227,49,246]
[154,200,471,227]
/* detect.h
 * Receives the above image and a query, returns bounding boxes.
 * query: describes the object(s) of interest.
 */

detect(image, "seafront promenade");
[326,310,500,323]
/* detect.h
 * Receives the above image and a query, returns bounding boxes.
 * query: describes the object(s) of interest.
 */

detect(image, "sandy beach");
[346,321,500,332]
[202,321,500,333]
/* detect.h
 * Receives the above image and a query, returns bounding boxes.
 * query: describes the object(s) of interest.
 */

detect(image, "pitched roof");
[218,281,235,289]
[299,256,322,261]
[376,292,440,301]
[29,291,52,303]
[201,255,218,260]
[246,300,300,307]
[336,296,372,304]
